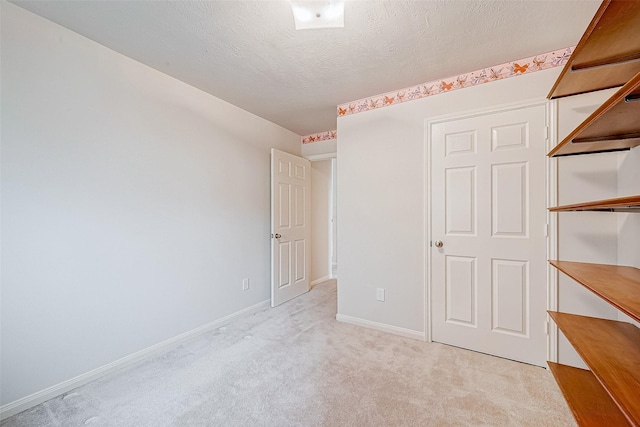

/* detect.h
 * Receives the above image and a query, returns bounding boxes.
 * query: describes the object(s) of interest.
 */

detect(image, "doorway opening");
[310,157,337,285]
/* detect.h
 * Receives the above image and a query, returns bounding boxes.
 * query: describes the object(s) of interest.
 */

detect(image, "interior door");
[271,149,311,307]
[430,103,548,366]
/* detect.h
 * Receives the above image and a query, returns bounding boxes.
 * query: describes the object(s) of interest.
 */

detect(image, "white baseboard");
[310,275,333,287]
[336,314,425,341]
[0,299,270,421]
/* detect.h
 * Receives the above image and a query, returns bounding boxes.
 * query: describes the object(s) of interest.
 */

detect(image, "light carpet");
[2,280,574,426]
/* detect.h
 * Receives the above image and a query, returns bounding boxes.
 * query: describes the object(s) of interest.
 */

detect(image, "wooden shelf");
[548,362,631,426]
[550,261,640,323]
[548,311,640,426]
[548,195,640,212]
[548,72,640,157]
[547,4,640,427]
[548,0,640,99]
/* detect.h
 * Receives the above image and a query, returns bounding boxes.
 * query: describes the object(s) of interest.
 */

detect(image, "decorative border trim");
[336,313,425,341]
[302,47,573,144]
[0,299,270,421]
[337,46,574,117]
[302,130,337,144]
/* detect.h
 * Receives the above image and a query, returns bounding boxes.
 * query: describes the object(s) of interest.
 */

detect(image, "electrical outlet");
[242,278,249,290]
[376,288,385,302]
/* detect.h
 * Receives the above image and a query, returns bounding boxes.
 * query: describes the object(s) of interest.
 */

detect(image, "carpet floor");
[2,280,574,426]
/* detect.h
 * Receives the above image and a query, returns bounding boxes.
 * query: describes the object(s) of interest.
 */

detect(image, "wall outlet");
[376,288,385,302]
[242,278,249,290]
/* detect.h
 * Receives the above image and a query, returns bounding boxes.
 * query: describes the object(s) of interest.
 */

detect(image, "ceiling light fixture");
[291,1,345,30]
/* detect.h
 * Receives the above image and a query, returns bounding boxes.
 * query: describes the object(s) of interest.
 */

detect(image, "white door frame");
[423,98,559,363]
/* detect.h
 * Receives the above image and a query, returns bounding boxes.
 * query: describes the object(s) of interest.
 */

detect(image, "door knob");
[434,240,443,248]
[274,233,282,239]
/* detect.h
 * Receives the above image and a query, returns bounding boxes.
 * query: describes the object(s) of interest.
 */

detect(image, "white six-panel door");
[271,149,311,307]
[430,104,547,367]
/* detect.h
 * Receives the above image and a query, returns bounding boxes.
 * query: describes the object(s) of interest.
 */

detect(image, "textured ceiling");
[11,0,600,136]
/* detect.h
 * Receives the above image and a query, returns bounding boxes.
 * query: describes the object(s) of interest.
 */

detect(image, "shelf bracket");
[572,132,640,144]
[625,93,640,103]
[570,52,640,72]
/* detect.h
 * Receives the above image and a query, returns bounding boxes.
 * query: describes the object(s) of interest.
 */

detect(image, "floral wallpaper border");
[302,46,574,144]
[336,46,574,118]
[302,130,337,145]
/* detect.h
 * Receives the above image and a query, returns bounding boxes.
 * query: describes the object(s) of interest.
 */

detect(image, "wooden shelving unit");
[550,261,640,323]
[548,362,631,427]
[548,195,640,212]
[548,72,640,157]
[548,312,640,426]
[548,0,640,99]
[546,1,640,425]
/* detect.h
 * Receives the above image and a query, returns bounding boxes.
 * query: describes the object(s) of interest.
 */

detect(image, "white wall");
[617,146,640,327]
[554,89,621,368]
[310,160,332,283]
[338,69,559,334]
[618,146,640,270]
[1,2,300,408]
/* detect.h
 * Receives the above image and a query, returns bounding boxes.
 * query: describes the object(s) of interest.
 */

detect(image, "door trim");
[423,98,559,363]
[305,152,336,161]
[547,99,559,363]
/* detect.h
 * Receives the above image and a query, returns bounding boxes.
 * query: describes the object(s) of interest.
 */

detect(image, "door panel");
[294,185,305,226]
[445,167,476,235]
[445,131,476,155]
[492,162,527,236]
[295,239,306,281]
[491,259,528,336]
[445,255,476,326]
[271,149,311,307]
[279,183,290,227]
[431,104,547,367]
[278,241,291,288]
[491,122,528,150]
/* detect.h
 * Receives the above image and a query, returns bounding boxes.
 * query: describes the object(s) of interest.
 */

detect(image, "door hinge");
[544,224,549,237]
[545,320,549,335]
[544,125,549,141]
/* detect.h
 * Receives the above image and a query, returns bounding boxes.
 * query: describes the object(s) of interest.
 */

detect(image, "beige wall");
[1,2,300,408]
[302,139,337,158]
[336,66,637,367]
